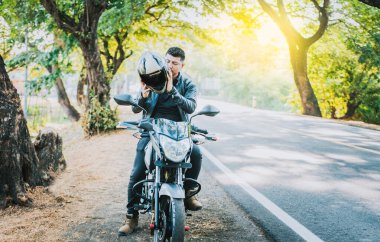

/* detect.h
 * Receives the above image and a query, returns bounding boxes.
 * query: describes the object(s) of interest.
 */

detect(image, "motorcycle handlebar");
[124,121,139,126]
[116,121,139,129]
[118,121,214,140]
[191,125,208,135]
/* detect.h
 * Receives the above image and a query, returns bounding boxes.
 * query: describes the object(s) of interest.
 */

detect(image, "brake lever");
[205,134,218,141]
[192,131,218,142]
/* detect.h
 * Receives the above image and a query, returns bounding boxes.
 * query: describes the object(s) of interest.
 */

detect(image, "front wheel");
[155,196,185,242]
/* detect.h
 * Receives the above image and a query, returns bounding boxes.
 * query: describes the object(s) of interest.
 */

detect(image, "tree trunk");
[341,93,361,119]
[34,128,66,181]
[56,77,81,121]
[40,0,109,108]
[46,65,80,121]
[0,55,42,207]
[257,0,328,117]
[77,66,88,107]
[79,38,110,108]
[288,43,322,117]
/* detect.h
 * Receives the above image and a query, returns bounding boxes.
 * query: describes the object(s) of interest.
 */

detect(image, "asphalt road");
[193,99,380,242]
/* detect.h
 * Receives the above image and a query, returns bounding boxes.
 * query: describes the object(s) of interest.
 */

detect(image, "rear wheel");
[155,196,185,242]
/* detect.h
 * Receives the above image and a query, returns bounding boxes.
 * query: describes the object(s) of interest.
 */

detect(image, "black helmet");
[137,52,168,94]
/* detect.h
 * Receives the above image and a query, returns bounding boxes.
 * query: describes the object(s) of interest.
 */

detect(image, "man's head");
[165,47,185,79]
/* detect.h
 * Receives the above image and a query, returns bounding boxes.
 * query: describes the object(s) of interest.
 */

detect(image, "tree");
[0,54,42,207]
[1,0,81,121]
[39,0,187,134]
[40,0,110,107]
[308,0,380,123]
[6,35,81,121]
[1,53,67,207]
[257,0,330,116]
[45,34,81,121]
[40,0,226,135]
[96,0,213,94]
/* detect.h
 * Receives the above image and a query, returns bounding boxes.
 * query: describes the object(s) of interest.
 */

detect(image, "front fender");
[159,183,185,199]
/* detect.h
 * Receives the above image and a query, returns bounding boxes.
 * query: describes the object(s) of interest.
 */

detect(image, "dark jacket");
[132,72,197,121]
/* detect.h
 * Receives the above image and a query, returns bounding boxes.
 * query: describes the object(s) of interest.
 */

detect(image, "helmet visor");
[140,68,168,94]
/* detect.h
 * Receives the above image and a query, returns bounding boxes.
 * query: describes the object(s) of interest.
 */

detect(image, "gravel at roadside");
[0,127,269,241]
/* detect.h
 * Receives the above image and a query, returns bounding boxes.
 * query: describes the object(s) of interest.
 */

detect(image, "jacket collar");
[173,72,182,86]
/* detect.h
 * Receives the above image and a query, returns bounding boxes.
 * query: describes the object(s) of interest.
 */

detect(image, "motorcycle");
[114,94,219,242]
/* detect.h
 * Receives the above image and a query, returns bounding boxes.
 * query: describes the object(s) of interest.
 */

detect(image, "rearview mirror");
[114,94,137,106]
[191,105,220,120]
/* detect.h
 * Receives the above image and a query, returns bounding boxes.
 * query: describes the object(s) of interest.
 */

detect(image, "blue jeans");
[126,137,202,215]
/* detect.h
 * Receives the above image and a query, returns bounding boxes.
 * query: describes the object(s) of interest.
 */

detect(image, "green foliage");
[2,0,379,131]
[218,70,292,111]
[98,1,146,37]
[26,103,71,135]
[28,70,60,95]
[81,95,118,136]
[185,13,294,112]
[0,0,49,50]
[358,101,380,124]
[306,0,380,123]
[27,105,48,134]
[98,0,225,79]
[6,31,78,94]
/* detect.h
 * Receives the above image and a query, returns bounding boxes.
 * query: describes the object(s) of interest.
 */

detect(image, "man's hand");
[141,82,150,98]
[166,69,173,93]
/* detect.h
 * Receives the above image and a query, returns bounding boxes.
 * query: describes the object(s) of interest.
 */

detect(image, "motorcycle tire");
[155,196,185,242]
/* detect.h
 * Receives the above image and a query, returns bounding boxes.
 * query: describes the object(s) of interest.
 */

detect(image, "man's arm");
[132,93,147,113]
[169,79,197,114]
[132,82,151,113]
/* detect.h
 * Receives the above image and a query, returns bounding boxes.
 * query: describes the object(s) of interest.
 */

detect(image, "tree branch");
[257,0,281,23]
[277,0,287,16]
[145,4,170,23]
[310,0,322,11]
[259,0,303,43]
[100,37,112,69]
[40,0,78,35]
[145,3,160,14]
[113,33,124,66]
[305,0,330,46]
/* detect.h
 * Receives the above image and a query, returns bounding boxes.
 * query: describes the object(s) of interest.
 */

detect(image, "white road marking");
[200,146,324,242]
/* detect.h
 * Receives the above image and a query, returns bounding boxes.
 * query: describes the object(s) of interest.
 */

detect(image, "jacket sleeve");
[170,80,197,114]
[132,91,149,113]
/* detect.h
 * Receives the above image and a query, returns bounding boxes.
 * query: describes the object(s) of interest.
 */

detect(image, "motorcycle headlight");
[160,135,191,162]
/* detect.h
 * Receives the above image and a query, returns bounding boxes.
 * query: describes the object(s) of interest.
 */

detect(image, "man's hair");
[166,47,185,61]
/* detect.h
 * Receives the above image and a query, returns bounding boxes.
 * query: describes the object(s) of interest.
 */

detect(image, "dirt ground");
[0,123,268,242]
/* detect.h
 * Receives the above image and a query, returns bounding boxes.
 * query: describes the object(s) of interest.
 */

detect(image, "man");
[118,47,203,236]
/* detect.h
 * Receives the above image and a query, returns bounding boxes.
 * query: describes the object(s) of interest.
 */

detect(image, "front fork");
[153,164,184,229]
[154,165,161,229]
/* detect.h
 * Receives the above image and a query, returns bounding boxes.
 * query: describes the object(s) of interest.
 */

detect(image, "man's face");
[165,54,184,79]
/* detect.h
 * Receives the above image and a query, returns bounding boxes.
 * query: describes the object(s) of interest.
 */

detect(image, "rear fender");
[159,183,185,199]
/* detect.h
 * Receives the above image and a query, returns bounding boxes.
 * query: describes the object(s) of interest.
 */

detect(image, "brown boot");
[118,215,138,236]
[185,192,202,211]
